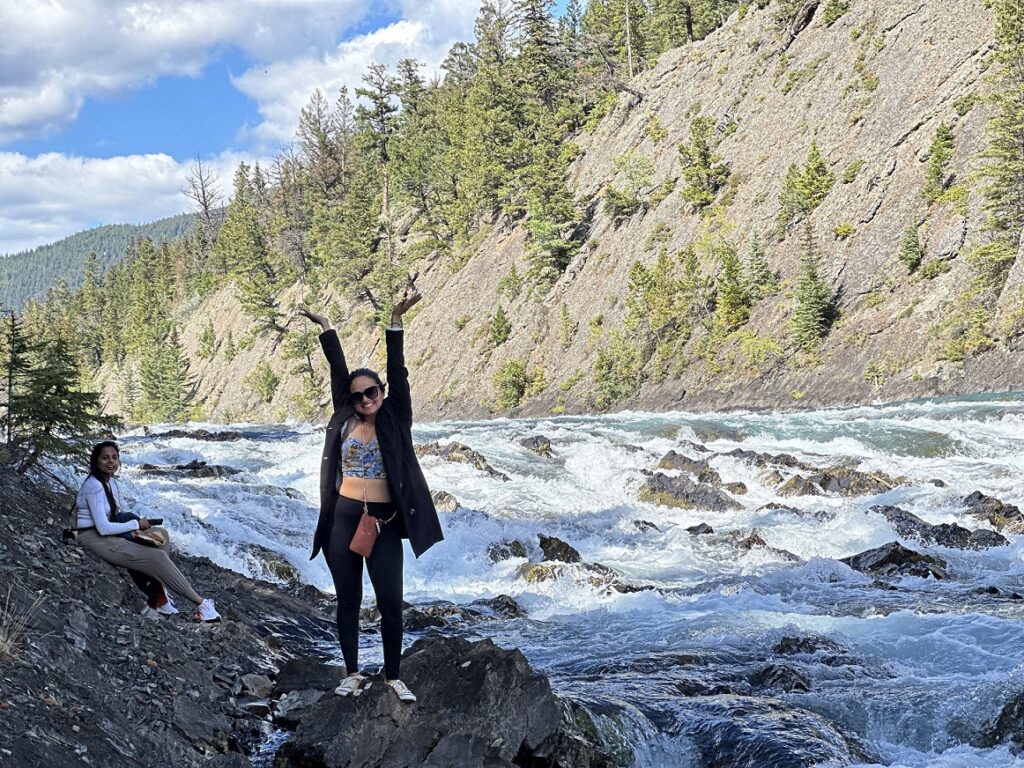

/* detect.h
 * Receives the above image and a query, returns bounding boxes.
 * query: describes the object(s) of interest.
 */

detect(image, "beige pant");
[78,529,202,605]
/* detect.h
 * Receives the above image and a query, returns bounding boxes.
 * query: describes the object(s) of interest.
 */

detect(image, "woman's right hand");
[296,306,330,331]
[137,517,151,531]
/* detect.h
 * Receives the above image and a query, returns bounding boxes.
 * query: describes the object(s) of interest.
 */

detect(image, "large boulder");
[840,542,948,580]
[275,636,628,768]
[639,472,743,512]
[872,505,1008,550]
[962,491,1024,533]
[675,695,872,768]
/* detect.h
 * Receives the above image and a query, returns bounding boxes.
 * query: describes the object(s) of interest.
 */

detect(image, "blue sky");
[0,0,492,255]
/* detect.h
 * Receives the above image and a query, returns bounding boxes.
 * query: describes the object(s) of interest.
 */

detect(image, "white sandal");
[334,673,365,697]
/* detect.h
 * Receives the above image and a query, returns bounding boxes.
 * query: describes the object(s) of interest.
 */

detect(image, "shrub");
[246,362,279,403]
[834,222,856,240]
[823,0,850,25]
[919,259,951,279]
[646,115,668,142]
[841,159,864,184]
[492,360,546,410]
[591,330,645,410]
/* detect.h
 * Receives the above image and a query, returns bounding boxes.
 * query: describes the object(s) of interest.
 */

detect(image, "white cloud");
[233,0,482,146]
[0,151,262,254]
[0,1,485,253]
[0,0,374,144]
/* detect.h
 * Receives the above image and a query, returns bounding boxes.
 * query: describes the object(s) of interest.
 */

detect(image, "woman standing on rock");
[76,441,221,622]
[298,281,443,704]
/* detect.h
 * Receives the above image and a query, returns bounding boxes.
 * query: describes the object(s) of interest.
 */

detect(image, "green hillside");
[0,213,194,310]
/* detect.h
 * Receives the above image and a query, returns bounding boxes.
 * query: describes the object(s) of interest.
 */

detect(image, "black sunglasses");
[349,384,384,404]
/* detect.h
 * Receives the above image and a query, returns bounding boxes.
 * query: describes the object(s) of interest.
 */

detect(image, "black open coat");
[309,328,443,560]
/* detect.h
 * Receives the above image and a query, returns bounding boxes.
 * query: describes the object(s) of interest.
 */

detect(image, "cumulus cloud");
[233,0,482,146]
[0,0,372,144]
[0,151,261,254]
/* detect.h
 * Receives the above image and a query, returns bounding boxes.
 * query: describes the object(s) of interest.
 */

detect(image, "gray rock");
[687,522,715,535]
[872,504,1009,549]
[538,534,582,563]
[240,673,274,698]
[657,450,722,484]
[275,658,343,695]
[487,539,528,562]
[840,542,948,580]
[639,472,743,511]
[276,636,628,768]
[416,442,510,481]
[431,490,460,513]
[749,664,811,693]
[962,491,1024,533]
[519,435,554,457]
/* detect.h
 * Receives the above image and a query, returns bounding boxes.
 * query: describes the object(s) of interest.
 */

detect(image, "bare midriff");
[339,477,392,504]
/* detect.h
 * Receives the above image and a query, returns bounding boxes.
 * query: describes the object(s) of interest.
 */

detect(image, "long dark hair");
[88,441,120,520]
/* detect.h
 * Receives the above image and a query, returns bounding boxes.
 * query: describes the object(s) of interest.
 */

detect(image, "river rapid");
[107,393,1024,767]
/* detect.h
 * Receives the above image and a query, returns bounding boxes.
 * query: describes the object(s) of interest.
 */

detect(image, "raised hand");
[296,306,330,331]
[390,273,422,326]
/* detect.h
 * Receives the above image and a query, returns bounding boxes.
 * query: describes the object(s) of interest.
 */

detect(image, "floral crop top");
[340,434,388,479]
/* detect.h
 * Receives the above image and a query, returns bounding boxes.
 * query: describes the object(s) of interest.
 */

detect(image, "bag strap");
[67,498,79,531]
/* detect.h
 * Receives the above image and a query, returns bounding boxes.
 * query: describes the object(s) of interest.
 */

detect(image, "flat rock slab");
[416,442,510,481]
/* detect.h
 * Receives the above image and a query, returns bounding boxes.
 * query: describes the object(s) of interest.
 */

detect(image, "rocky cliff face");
[110,0,1024,423]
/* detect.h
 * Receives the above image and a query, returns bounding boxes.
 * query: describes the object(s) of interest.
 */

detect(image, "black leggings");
[325,496,404,679]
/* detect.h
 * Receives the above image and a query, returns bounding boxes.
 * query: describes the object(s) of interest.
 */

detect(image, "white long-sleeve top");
[76,476,139,536]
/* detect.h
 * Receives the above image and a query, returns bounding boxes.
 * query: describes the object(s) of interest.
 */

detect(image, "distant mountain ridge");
[0,213,194,310]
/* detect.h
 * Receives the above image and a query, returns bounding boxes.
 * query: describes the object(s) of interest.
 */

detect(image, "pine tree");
[679,116,730,210]
[980,0,1024,233]
[898,225,924,272]
[713,241,750,336]
[792,226,833,350]
[2,319,119,473]
[744,233,777,297]
[923,123,955,202]
[490,305,512,345]
[137,326,196,423]
[212,164,285,333]
[197,321,216,359]
[778,141,835,228]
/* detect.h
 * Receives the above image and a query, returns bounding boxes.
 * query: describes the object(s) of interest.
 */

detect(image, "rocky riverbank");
[0,468,625,768]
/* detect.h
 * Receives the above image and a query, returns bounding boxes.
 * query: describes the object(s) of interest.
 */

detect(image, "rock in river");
[275,636,628,768]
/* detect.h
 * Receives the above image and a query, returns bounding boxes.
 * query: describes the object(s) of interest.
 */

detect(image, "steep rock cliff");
[106,0,1024,423]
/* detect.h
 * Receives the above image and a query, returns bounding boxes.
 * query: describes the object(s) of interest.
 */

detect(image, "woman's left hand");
[391,273,422,326]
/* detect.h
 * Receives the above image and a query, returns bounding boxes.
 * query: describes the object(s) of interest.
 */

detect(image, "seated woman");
[76,441,220,622]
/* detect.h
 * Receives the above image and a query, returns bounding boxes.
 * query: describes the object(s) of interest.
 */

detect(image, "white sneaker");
[192,598,221,623]
[156,593,179,616]
[387,679,417,703]
[334,673,365,697]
